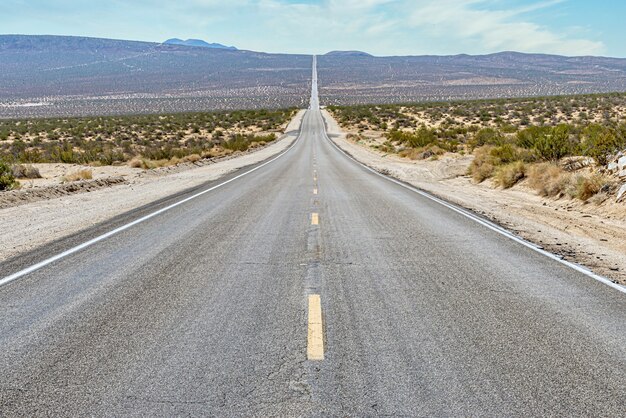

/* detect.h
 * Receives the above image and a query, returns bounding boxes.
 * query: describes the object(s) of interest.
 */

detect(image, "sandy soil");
[0,110,305,262]
[322,110,626,286]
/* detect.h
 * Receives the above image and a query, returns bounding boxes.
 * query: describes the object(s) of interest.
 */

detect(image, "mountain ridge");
[163,38,237,50]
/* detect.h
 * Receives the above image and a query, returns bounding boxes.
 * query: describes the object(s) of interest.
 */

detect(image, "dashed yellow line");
[307,294,324,361]
[313,188,318,195]
[311,213,319,225]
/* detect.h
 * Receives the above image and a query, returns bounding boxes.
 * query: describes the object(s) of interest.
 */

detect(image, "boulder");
[617,184,626,202]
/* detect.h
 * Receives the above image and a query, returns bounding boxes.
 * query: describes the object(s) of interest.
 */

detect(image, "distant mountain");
[325,50,373,57]
[164,38,237,50]
[317,50,626,106]
[0,35,311,118]
[1,35,626,118]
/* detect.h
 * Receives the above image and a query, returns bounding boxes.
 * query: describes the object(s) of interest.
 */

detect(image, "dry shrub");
[128,157,144,168]
[494,161,526,188]
[12,164,42,179]
[527,163,571,197]
[527,164,612,201]
[399,144,446,160]
[202,147,232,159]
[129,156,188,169]
[62,169,93,182]
[183,154,201,163]
[469,146,496,182]
[569,174,608,201]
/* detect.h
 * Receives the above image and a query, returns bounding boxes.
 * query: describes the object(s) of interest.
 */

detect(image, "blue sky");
[1,0,624,57]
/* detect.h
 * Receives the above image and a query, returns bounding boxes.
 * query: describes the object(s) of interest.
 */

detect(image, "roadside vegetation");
[0,109,296,173]
[329,93,626,202]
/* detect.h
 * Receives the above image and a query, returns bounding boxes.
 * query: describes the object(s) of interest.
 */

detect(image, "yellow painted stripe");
[311,213,319,225]
[313,188,318,195]
[307,294,324,361]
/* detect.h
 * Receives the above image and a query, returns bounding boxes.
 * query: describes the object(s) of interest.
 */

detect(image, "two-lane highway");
[1,57,625,416]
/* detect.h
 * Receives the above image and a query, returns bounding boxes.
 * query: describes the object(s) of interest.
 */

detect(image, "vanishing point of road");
[0,57,625,416]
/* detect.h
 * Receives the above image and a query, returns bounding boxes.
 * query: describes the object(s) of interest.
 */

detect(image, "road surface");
[1,57,625,417]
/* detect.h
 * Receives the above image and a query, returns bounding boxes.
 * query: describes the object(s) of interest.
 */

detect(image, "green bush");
[581,124,622,165]
[533,125,574,161]
[0,160,19,191]
[469,128,505,149]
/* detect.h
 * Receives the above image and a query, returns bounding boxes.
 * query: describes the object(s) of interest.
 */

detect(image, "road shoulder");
[321,109,626,286]
[0,110,306,262]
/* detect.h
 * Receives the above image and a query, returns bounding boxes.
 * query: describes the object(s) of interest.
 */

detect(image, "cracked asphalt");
[1,61,626,416]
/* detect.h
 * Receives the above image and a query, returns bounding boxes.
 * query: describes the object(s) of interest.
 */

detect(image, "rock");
[617,184,626,202]
[608,162,618,172]
[561,156,594,171]
[619,170,626,179]
[619,156,626,170]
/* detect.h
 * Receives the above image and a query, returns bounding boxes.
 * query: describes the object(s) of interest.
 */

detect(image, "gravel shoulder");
[0,110,305,262]
[322,109,626,286]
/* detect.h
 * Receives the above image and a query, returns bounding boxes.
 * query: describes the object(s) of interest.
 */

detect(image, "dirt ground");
[322,109,626,286]
[0,110,305,262]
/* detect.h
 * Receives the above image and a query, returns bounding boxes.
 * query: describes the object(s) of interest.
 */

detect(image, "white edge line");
[318,111,626,295]
[0,121,305,288]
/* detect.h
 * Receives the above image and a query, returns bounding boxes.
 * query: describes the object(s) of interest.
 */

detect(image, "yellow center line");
[307,294,324,361]
[311,213,319,225]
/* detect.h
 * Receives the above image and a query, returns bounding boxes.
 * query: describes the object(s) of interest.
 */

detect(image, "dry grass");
[62,169,93,183]
[494,161,526,188]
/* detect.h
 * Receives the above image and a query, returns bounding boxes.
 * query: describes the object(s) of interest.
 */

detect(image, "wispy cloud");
[243,0,605,56]
[405,0,605,55]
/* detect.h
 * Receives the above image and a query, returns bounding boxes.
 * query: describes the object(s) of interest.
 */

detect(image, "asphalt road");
[1,58,625,417]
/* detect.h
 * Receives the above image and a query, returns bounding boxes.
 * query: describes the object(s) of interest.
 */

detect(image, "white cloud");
[406,0,605,55]
[246,0,605,56]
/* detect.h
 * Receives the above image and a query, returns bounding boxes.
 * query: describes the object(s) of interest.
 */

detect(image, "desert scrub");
[0,160,19,191]
[494,161,526,188]
[469,144,533,183]
[0,109,294,166]
[62,169,93,183]
[223,133,276,152]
